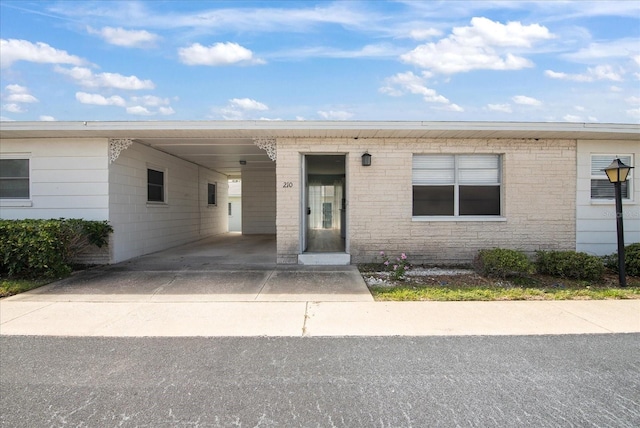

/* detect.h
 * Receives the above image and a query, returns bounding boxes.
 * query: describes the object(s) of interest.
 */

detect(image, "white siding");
[0,138,109,221]
[242,168,276,234]
[109,142,228,263]
[576,140,640,255]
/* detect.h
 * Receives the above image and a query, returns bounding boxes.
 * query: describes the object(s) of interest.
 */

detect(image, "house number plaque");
[283,182,293,188]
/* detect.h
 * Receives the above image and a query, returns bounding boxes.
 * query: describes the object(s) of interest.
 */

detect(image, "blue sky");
[1,0,639,123]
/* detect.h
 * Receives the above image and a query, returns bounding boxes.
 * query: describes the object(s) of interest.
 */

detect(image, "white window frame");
[590,154,633,203]
[0,153,32,207]
[146,165,167,205]
[412,154,505,222]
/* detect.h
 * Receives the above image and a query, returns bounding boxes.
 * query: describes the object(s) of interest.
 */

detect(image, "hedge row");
[474,245,640,281]
[0,219,113,278]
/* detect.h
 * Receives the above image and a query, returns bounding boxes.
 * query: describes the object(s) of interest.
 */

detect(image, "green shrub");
[536,250,604,281]
[603,243,640,277]
[474,248,534,278]
[0,219,113,278]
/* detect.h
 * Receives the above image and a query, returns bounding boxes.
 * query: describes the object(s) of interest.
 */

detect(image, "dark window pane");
[147,169,164,202]
[148,169,163,185]
[208,183,216,205]
[148,184,163,202]
[413,186,454,216]
[591,179,629,199]
[0,179,29,198]
[0,159,29,178]
[460,186,500,215]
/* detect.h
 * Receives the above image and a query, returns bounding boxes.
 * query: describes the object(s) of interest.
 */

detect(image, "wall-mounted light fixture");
[361,152,372,167]
[239,160,247,165]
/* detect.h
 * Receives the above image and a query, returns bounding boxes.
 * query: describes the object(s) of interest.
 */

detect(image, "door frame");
[300,153,348,254]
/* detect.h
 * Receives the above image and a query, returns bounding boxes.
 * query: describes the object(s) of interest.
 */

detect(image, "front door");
[302,155,346,253]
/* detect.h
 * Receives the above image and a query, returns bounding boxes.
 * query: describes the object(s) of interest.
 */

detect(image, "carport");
[14,233,372,302]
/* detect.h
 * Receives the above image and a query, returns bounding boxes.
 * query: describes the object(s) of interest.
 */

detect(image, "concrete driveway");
[12,233,373,303]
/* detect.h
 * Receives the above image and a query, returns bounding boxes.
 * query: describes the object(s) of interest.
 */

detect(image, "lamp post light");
[602,158,634,287]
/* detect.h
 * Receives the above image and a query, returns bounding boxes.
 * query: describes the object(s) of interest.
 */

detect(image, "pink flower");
[380,251,385,256]
[393,265,398,270]
[401,253,407,260]
[384,261,389,266]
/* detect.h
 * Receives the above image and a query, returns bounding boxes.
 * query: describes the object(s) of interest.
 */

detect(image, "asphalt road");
[1,335,639,427]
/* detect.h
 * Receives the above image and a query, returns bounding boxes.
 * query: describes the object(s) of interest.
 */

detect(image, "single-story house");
[1,120,638,266]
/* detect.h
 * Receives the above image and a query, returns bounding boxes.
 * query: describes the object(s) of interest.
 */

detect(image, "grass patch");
[363,268,640,301]
[0,277,52,298]
[0,278,55,297]
[370,284,640,301]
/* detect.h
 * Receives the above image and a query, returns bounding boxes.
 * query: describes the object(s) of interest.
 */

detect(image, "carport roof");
[1,120,638,176]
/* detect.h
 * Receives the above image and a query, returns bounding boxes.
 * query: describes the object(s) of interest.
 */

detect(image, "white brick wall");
[242,168,276,234]
[277,138,578,265]
[576,140,640,255]
[109,142,228,263]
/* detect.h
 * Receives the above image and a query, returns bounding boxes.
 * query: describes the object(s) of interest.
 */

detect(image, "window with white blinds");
[591,155,632,200]
[412,154,501,216]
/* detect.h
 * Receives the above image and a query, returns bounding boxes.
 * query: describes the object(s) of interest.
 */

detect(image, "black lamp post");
[602,158,634,287]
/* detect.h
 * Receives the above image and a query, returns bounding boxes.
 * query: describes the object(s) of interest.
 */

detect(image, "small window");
[0,159,30,199]
[208,183,217,205]
[228,202,232,216]
[591,155,632,200]
[147,168,164,202]
[413,154,501,217]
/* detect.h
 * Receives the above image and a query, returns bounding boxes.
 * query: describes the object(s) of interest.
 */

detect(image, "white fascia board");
[1,120,638,137]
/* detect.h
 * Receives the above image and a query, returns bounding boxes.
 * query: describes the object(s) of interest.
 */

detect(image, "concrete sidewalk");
[1,298,638,337]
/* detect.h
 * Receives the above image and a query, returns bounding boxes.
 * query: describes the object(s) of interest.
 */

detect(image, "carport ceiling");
[139,137,272,177]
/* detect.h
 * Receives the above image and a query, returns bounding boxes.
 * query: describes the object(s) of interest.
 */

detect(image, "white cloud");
[158,106,175,115]
[229,98,268,111]
[545,65,623,82]
[6,93,38,103]
[6,84,28,94]
[317,110,354,120]
[130,95,171,106]
[563,114,583,122]
[75,92,126,106]
[486,103,512,113]
[380,71,459,108]
[178,42,263,66]
[126,105,154,115]
[0,39,86,68]
[55,66,155,90]
[2,103,24,113]
[409,28,442,40]
[563,38,640,63]
[512,95,542,106]
[3,84,38,103]
[626,107,640,120]
[401,17,553,74]
[87,26,159,48]
[625,96,640,105]
[39,115,56,121]
[217,97,269,119]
